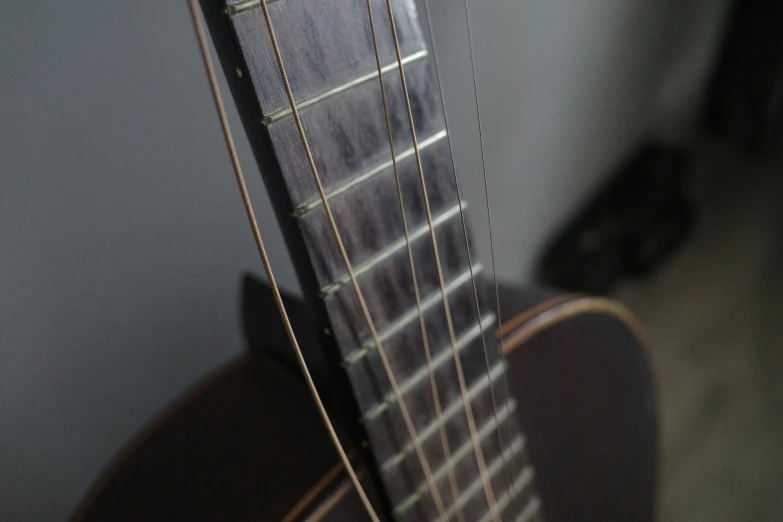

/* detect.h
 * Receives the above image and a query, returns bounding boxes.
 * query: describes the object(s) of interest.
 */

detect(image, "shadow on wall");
[424,0,732,283]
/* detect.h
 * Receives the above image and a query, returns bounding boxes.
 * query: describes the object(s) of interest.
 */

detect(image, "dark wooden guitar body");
[74,1,658,517]
[73,279,657,522]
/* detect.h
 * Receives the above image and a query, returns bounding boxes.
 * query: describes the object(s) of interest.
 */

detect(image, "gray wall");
[427,0,731,282]
[0,1,728,520]
[0,2,298,520]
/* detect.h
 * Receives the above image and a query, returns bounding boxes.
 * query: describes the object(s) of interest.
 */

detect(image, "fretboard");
[216,0,536,519]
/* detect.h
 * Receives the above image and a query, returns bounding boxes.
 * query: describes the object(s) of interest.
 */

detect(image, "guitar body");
[73,281,657,522]
[75,1,658,519]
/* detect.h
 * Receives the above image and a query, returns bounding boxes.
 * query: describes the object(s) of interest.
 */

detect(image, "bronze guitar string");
[187,2,380,520]
[195,0,515,519]
[364,1,465,520]
[257,0,450,519]
[382,0,502,519]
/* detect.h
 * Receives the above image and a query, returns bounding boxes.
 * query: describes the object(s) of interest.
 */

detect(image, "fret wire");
[363,313,495,421]
[257,0,449,518]
[319,200,465,298]
[515,497,542,522]
[394,400,518,517]
[478,467,535,522]
[365,1,463,516]
[186,2,379,521]
[344,264,482,366]
[381,361,506,473]
[427,435,526,522]
[292,129,448,218]
[262,49,429,125]
[227,0,275,16]
[420,0,520,512]
[382,0,500,518]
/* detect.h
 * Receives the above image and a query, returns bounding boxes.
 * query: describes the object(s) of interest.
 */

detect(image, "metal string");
[460,0,524,516]
[364,1,465,520]
[186,2,379,521]
[256,0,449,518]
[381,0,501,519]
[419,0,520,517]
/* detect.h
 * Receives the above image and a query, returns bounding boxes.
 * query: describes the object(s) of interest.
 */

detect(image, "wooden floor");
[617,137,783,521]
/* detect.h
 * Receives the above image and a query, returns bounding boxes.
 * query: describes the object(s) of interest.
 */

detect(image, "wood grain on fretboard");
[224,0,532,519]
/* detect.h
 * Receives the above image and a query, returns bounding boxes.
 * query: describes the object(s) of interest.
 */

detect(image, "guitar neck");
[202,0,533,519]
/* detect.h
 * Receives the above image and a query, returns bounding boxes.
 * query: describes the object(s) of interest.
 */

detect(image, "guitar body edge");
[502,293,658,522]
[72,289,657,522]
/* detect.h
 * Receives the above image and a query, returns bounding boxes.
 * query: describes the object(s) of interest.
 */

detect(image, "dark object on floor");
[708,0,783,153]
[538,144,694,295]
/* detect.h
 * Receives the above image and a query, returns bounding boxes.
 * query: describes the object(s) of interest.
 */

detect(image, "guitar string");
[460,0,527,516]
[187,2,380,521]
[257,0,449,518]
[364,1,465,520]
[381,0,501,519]
[415,3,516,516]
[421,0,525,516]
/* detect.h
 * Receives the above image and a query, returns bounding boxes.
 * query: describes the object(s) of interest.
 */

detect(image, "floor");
[616,137,783,521]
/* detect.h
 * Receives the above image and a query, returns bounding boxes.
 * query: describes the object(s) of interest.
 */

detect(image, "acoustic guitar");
[73,0,658,520]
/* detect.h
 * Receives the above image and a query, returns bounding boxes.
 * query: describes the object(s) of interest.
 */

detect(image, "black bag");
[538,144,693,295]
[709,0,783,153]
